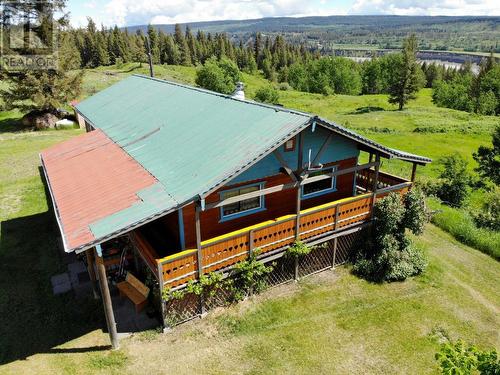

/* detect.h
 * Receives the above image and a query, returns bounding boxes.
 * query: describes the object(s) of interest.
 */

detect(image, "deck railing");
[132,170,412,288]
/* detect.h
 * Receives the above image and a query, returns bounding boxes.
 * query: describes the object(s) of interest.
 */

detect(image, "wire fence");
[162,228,366,327]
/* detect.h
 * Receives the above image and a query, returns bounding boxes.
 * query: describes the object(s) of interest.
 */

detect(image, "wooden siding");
[131,171,411,288]
[230,126,359,184]
[181,157,357,249]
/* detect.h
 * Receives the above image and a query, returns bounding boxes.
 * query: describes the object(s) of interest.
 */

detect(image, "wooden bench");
[116,272,150,313]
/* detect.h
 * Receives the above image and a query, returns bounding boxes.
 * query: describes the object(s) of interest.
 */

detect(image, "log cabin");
[40,75,431,347]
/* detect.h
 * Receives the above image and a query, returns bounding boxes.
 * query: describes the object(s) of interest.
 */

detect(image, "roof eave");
[316,117,431,165]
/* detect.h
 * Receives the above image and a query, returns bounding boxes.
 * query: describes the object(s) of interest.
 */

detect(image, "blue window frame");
[301,166,337,199]
[219,182,265,222]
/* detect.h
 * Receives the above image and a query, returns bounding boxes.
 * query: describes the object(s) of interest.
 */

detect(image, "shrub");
[403,188,427,235]
[473,126,500,186]
[195,56,241,94]
[435,340,500,375]
[432,74,475,112]
[473,188,500,231]
[436,154,470,207]
[353,191,427,282]
[254,85,280,104]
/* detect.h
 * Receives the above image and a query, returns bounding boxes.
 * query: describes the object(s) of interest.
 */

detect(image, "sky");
[67,0,500,28]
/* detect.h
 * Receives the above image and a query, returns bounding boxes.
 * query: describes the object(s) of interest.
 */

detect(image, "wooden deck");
[130,170,411,288]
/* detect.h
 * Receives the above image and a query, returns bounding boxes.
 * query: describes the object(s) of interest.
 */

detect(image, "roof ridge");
[132,74,312,118]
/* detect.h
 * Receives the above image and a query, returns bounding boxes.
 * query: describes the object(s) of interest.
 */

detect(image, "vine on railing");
[162,249,275,305]
[286,240,311,258]
[227,250,274,302]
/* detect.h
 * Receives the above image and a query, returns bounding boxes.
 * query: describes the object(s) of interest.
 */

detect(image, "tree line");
[69,18,319,75]
[432,55,500,115]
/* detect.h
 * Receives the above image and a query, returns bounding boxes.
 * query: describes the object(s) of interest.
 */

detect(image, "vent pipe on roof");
[231,82,245,100]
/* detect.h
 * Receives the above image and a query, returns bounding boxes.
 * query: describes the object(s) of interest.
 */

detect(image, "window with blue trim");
[220,183,264,220]
[302,167,337,199]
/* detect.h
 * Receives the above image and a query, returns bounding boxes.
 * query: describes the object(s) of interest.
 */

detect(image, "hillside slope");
[0,70,498,372]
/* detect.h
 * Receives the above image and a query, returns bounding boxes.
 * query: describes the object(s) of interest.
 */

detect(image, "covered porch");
[130,161,414,290]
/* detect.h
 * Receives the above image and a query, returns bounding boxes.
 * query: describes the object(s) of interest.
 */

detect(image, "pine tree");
[147,25,160,64]
[173,24,191,66]
[164,34,180,65]
[82,17,97,67]
[185,25,198,64]
[388,34,423,110]
[254,33,262,68]
[0,0,83,116]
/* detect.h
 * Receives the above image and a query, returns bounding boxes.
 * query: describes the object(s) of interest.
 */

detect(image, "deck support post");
[371,154,381,211]
[293,130,304,281]
[249,230,254,257]
[331,237,338,270]
[195,203,206,316]
[294,187,301,281]
[411,163,417,182]
[95,247,119,350]
[157,262,166,329]
[85,248,99,299]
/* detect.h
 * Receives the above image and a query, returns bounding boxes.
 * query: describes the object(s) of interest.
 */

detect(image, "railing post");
[371,154,381,213]
[331,237,338,270]
[294,186,301,281]
[249,230,254,257]
[295,187,301,241]
[157,262,166,330]
[195,203,206,316]
[334,203,340,231]
[411,163,417,183]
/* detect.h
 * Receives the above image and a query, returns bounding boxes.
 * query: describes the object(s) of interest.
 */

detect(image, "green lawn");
[78,63,498,181]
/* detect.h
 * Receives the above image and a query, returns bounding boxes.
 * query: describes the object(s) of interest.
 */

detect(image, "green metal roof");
[76,75,311,240]
[63,74,431,252]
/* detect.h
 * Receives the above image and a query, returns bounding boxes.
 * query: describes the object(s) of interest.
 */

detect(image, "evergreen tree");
[254,32,262,67]
[95,28,110,66]
[0,0,83,115]
[173,24,191,66]
[473,126,500,185]
[185,25,198,64]
[164,34,180,65]
[82,17,97,67]
[147,25,160,64]
[388,34,424,110]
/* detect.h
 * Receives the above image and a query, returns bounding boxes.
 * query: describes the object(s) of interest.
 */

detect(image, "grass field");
[78,63,498,180]
[0,63,498,374]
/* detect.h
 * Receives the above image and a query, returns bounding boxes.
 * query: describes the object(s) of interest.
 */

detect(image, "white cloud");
[69,0,499,28]
[71,0,347,27]
[350,0,500,15]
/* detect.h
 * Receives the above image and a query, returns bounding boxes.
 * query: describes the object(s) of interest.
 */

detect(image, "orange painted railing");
[132,169,412,288]
[357,169,408,192]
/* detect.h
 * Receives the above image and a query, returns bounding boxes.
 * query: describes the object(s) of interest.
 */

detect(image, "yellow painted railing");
[132,171,411,288]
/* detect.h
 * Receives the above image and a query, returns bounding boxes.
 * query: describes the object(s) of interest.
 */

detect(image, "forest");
[2,18,499,116]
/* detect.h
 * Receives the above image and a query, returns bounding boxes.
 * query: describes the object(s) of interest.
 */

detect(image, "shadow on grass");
[46,346,111,354]
[0,116,26,133]
[348,106,385,115]
[0,168,104,365]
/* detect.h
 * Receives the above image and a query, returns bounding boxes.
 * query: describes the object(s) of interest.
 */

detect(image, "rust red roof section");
[41,129,156,251]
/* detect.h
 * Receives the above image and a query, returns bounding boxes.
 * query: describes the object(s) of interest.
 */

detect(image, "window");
[220,183,265,221]
[302,167,337,198]
[284,137,295,152]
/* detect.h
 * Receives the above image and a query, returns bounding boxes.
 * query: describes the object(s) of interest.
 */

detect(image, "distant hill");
[125,15,500,53]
